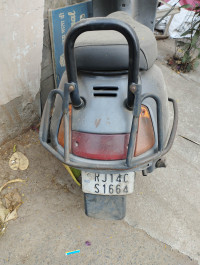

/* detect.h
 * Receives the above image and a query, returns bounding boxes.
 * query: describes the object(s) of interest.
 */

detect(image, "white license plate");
[82,172,135,195]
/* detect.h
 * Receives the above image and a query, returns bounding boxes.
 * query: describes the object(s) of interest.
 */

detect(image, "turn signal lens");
[135,105,155,156]
[58,105,155,160]
[58,104,72,149]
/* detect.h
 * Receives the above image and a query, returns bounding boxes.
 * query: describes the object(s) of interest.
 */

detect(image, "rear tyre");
[84,193,126,220]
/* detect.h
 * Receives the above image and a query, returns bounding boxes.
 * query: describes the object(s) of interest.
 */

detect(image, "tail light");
[58,105,155,160]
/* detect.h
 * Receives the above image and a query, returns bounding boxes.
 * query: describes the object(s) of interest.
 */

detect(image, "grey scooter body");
[52,64,169,172]
[39,12,178,220]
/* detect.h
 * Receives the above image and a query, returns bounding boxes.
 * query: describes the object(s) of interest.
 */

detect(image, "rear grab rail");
[64,17,140,109]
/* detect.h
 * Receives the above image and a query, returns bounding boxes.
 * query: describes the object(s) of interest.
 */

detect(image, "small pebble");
[85,241,91,246]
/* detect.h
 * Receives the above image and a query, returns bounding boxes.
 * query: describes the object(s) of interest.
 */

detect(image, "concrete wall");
[0,0,44,145]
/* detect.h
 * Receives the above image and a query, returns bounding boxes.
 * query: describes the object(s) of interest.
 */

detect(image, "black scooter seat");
[74,11,157,72]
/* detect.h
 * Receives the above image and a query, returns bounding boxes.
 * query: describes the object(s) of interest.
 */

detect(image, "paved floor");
[125,51,200,263]
[0,39,199,265]
[0,132,198,265]
[125,39,200,263]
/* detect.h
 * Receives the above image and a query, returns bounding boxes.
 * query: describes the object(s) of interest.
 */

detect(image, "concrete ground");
[126,38,200,263]
[0,39,199,265]
[0,131,198,265]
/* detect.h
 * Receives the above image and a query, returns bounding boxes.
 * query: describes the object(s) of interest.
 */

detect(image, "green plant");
[174,2,200,72]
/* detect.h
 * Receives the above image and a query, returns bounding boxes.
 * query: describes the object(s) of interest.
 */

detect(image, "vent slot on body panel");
[93,86,118,97]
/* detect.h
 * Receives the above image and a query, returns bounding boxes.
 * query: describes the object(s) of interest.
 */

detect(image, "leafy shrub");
[169,2,200,72]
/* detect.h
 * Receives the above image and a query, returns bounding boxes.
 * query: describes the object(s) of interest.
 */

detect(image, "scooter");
[39,11,178,220]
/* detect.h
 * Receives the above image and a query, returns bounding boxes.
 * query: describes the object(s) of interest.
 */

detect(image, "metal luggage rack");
[39,18,178,172]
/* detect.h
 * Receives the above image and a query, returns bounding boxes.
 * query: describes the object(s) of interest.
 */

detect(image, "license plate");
[82,172,135,195]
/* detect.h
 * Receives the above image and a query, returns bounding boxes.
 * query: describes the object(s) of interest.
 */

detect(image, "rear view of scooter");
[39,11,178,220]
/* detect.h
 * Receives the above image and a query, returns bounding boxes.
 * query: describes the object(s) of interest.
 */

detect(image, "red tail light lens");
[72,132,129,160]
[58,105,155,160]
